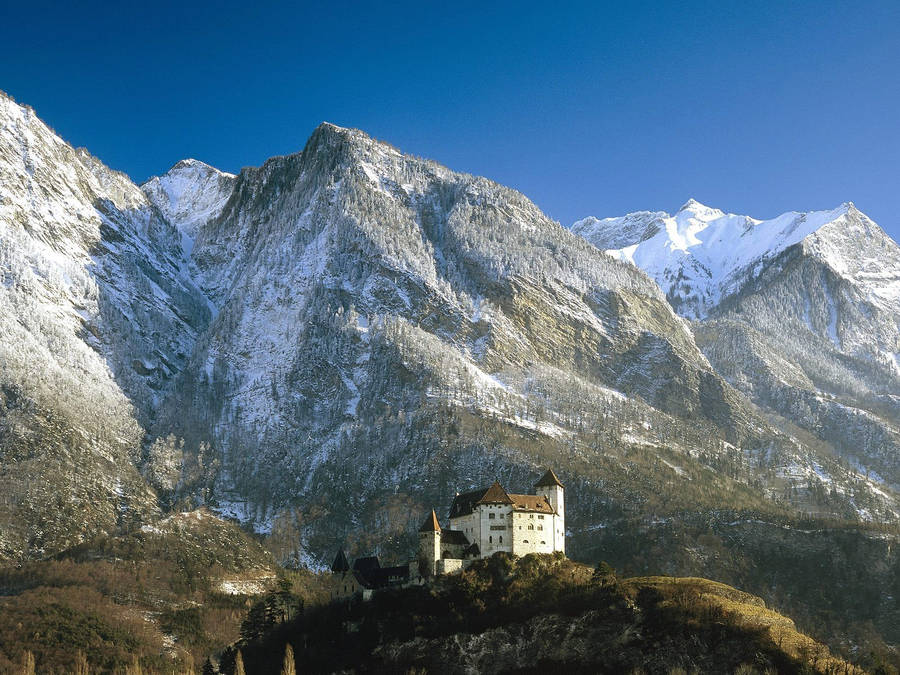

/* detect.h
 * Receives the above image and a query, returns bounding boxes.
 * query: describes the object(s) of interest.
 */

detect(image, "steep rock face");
[141,158,237,259]
[2,91,897,568]
[574,201,900,491]
[0,91,212,560]
[146,123,791,544]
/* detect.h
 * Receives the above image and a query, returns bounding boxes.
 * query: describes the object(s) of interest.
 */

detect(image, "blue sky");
[2,1,899,239]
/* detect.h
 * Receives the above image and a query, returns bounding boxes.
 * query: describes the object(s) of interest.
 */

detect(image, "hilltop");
[0,510,328,673]
[226,553,864,674]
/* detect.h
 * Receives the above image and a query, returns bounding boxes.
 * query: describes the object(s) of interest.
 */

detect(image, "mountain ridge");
[572,199,900,494]
[2,91,899,668]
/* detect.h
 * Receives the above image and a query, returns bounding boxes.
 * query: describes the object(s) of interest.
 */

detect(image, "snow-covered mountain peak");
[572,202,897,319]
[676,198,725,220]
[317,121,349,133]
[142,158,237,250]
[305,120,405,166]
[167,157,233,176]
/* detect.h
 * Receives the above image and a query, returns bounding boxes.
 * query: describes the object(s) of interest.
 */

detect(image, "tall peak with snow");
[676,198,724,219]
[572,201,898,320]
[142,157,237,250]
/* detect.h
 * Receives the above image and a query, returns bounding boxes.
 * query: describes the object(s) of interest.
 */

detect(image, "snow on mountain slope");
[147,122,821,540]
[573,199,900,489]
[0,94,213,415]
[142,159,236,256]
[573,200,870,320]
[801,208,900,317]
[571,210,666,251]
[142,123,900,549]
[2,91,897,568]
[0,91,213,560]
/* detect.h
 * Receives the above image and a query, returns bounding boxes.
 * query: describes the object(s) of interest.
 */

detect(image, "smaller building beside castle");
[331,468,565,600]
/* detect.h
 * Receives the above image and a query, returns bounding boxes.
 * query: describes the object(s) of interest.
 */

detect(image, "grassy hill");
[0,510,328,674]
[226,552,866,674]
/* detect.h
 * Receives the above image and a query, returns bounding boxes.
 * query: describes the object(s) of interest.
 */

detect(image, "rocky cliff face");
[1,92,897,569]
[0,91,212,559]
[145,123,806,546]
[574,200,900,504]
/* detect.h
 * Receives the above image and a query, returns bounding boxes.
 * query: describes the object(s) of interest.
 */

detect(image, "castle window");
[541,541,546,545]
[538,515,545,519]
[489,536,492,543]
[528,524,534,530]
[499,536,503,543]
[489,512,495,519]
[538,525,543,530]
[523,540,529,543]
[529,514,534,519]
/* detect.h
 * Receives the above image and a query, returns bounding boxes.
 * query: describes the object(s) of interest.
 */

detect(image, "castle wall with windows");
[332,469,566,598]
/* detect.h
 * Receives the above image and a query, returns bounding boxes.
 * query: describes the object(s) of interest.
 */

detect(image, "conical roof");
[331,548,350,572]
[419,509,442,533]
[535,468,564,489]
[476,480,514,504]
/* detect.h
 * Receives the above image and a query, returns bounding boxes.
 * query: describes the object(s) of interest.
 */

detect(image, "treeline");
[219,552,856,674]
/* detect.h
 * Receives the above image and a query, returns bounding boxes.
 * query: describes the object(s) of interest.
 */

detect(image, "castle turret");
[331,548,351,573]
[417,509,442,577]
[534,468,565,554]
[329,548,353,600]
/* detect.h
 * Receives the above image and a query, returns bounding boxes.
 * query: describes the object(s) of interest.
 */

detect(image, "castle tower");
[331,548,350,574]
[330,548,352,599]
[534,468,565,554]
[417,509,442,577]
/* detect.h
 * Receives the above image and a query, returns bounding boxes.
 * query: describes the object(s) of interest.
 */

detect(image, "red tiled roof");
[476,480,514,505]
[509,493,555,514]
[535,468,564,489]
[419,509,442,533]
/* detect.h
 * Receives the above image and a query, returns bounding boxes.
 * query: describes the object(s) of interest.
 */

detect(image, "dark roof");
[449,488,488,519]
[353,556,381,573]
[357,564,410,590]
[448,481,517,518]
[509,493,555,514]
[331,549,350,573]
[463,542,481,557]
[419,509,441,533]
[440,529,470,546]
[477,481,514,505]
[535,468,564,489]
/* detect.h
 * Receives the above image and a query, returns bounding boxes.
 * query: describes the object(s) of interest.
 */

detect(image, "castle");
[331,469,565,599]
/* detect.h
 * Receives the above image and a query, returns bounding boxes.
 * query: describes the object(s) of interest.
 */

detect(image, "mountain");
[145,123,802,540]
[573,200,900,493]
[1,88,896,553]
[1,91,899,666]
[0,92,213,560]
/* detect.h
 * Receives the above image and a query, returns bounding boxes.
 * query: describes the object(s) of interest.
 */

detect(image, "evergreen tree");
[125,655,143,675]
[240,601,272,642]
[280,643,296,675]
[20,650,35,675]
[202,657,217,675]
[73,650,90,675]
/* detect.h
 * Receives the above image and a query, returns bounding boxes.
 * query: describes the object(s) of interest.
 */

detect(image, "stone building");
[329,548,417,601]
[418,468,565,577]
[330,468,565,599]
